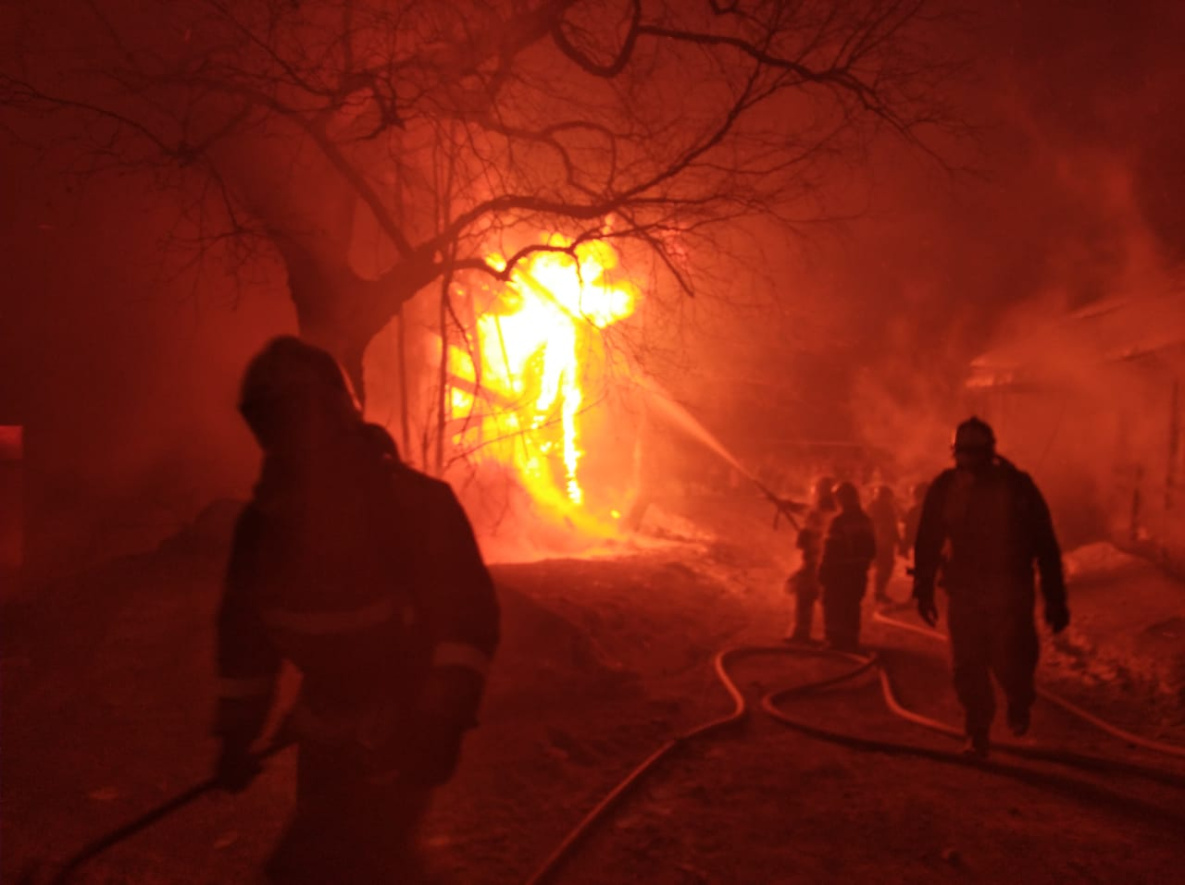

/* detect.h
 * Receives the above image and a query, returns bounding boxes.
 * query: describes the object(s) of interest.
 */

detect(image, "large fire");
[444,236,639,535]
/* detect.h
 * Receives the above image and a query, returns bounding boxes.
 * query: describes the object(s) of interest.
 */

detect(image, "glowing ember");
[444,236,638,532]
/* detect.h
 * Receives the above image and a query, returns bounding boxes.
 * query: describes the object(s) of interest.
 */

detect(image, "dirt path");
[0,530,767,884]
[3,506,1184,884]
[547,605,1185,885]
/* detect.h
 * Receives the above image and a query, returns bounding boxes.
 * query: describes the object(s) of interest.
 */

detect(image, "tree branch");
[551,0,642,78]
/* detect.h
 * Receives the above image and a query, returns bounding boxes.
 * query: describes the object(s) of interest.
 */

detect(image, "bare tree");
[1,0,959,426]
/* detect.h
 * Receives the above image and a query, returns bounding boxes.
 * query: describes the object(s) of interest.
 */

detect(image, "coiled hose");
[524,610,1185,885]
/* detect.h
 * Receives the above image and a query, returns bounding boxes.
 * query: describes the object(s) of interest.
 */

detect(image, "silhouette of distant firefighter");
[868,485,901,605]
[786,477,837,643]
[819,482,877,652]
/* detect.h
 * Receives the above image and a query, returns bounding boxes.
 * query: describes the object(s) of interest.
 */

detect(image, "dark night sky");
[2,0,1184,560]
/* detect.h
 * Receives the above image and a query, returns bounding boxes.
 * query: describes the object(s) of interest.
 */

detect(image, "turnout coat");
[214,440,499,774]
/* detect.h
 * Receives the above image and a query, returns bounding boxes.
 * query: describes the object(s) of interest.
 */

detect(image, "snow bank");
[1062,541,1141,579]
[1045,542,1185,733]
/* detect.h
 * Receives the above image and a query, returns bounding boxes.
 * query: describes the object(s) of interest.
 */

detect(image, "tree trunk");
[396,304,412,459]
[274,236,437,408]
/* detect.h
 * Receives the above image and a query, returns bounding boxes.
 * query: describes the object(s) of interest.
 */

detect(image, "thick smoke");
[0,145,294,572]
[837,0,1185,539]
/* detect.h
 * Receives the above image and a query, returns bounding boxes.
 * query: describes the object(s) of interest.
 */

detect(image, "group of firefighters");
[785,418,1070,756]
[786,474,925,651]
[212,337,1071,882]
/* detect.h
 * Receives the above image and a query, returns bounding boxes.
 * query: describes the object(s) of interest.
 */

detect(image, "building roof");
[968,288,1185,390]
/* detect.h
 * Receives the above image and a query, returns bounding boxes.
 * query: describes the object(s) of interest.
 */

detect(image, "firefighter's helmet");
[834,481,861,511]
[952,416,996,453]
[813,476,836,509]
[239,336,356,447]
[362,422,400,462]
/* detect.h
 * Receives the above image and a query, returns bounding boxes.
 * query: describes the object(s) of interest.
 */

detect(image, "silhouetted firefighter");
[912,417,1069,759]
[786,477,837,643]
[899,480,930,561]
[214,336,500,883]
[868,485,901,605]
[818,482,877,651]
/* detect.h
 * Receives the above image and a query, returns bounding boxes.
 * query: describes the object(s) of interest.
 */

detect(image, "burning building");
[968,288,1185,568]
[366,235,649,556]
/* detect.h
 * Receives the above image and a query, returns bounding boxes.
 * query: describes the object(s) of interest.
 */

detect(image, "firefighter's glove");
[915,594,939,628]
[402,717,465,788]
[403,666,486,787]
[1044,601,1070,635]
[214,740,261,794]
[421,665,485,729]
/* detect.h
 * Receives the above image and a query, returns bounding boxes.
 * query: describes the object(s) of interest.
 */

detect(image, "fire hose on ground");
[869,608,1185,759]
[25,609,1185,884]
[523,610,1185,885]
[20,737,296,885]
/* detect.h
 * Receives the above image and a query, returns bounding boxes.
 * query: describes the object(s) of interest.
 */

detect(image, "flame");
[444,236,638,533]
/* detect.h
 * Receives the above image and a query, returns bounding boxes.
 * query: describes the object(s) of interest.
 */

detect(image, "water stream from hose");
[633,374,754,480]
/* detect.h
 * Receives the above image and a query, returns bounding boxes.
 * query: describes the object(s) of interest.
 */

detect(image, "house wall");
[973,358,1185,570]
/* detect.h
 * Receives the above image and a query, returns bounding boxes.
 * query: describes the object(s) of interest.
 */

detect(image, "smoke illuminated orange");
[444,236,638,532]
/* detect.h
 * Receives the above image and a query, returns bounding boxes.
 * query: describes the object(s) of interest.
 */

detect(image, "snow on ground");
[1046,542,1185,739]
[2,497,1184,883]
[1063,541,1142,578]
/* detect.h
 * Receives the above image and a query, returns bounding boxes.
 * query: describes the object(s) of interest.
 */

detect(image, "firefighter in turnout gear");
[900,480,930,561]
[868,485,901,605]
[912,417,1068,759]
[214,336,500,883]
[786,477,837,643]
[818,482,877,652]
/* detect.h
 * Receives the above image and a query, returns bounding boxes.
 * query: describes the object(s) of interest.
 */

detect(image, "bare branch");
[551,0,642,78]
[0,0,965,414]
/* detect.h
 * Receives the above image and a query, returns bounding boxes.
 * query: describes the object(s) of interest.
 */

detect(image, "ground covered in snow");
[3,497,1184,884]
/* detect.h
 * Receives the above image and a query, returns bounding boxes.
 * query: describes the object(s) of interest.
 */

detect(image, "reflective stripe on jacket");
[214,436,499,749]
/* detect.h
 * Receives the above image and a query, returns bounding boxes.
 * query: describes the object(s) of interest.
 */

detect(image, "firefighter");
[818,482,877,652]
[785,476,837,643]
[868,485,901,605]
[214,336,500,883]
[912,417,1068,759]
[899,480,929,560]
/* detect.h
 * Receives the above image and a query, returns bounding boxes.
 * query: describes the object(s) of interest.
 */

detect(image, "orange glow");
[444,236,638,534]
